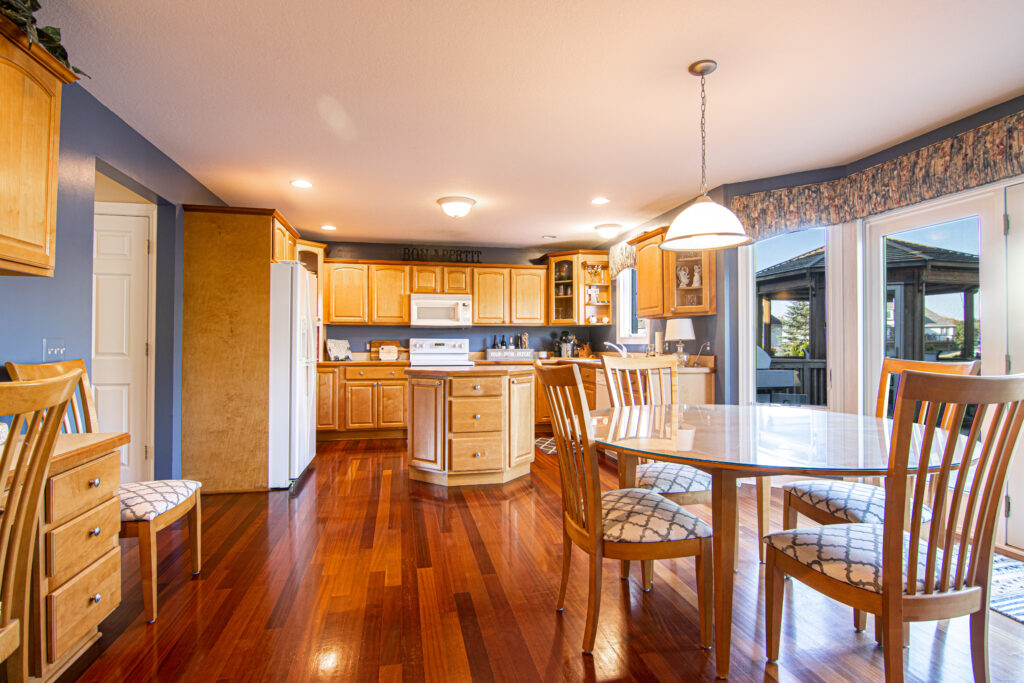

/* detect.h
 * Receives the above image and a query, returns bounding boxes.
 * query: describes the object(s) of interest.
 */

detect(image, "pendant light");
[661,60,751,251]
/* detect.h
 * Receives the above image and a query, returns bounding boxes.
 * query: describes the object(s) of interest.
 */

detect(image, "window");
[616,269,648,344]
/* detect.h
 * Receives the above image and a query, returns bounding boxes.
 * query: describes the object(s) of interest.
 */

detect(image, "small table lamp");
[665,318,696,361]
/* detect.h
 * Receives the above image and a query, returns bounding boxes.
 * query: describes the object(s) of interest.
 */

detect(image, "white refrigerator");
[268,261,318,488]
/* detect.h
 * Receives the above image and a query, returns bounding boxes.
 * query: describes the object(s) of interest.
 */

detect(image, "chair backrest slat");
[601,355,677,408]
[875,357,979,425]
[5,359,97,434]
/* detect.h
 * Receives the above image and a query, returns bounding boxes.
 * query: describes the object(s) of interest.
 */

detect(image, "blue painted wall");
[0,84,224,478]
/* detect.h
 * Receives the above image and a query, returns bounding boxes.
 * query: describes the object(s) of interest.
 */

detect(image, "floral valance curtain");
[608,239,636,280]
[730,109,1024,240]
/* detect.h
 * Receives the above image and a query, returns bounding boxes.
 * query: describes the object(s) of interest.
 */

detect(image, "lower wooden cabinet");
[377,380,407,427]
[408,378,445,471]
[318,364,409,434]
[508,374,535,466]
[316,367,339,430]
[344,381,377,429]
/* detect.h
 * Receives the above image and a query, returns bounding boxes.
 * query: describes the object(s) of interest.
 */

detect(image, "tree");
[953,319,980,356]
[778,301,810,357]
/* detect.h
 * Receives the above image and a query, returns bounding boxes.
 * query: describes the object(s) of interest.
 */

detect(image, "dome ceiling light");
[594,224,622,239]
[437,196,476,218]
[661,60,751,251]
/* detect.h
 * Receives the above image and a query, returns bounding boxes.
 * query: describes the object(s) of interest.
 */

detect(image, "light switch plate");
[42,337,66,362]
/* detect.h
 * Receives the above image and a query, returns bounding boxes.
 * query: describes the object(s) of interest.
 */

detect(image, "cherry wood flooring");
[66,440,1024,682]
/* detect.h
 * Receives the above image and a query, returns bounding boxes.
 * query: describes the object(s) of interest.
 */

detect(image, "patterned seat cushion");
[601,488,712,543]
[764,523,958,593]
[119,480,202,522]
[635,462,712,495]
[783,479,932,524]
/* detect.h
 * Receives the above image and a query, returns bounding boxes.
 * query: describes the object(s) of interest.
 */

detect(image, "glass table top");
[591,404,961,476]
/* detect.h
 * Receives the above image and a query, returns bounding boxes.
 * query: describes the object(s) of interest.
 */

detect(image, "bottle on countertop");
[500,334,507,349]
[492,335,499,349]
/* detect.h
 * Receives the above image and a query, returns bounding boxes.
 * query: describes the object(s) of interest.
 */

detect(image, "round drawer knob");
[390,371,395,375]
[90,526,101,537]
[474,414,481,419]
[88,477,101,488]
[511,379,517,384]
[359,371,365,375]
[473,452,481,458]
[90,593,102,604]
[473,385,481,390]
[435,381,441,386]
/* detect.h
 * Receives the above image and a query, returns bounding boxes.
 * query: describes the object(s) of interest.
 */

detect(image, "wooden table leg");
[711,469,739,679]
[616,450,637,579]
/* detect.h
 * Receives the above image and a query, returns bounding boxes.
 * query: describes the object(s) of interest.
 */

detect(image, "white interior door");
[92,204,155,483]
[1003,182,1024,549]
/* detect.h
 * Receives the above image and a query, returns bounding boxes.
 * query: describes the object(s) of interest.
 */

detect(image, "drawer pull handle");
[473,452,481,458]
[474,414,481,419]
[473,385,481,390]
[90,593,102,605]
[90,526,101,537]
[88,477,101,488]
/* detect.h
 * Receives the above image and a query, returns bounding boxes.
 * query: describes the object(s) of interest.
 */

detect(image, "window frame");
[615,268,648,345]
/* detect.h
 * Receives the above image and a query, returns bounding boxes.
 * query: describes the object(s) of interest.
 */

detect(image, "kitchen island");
[406,365,535,486]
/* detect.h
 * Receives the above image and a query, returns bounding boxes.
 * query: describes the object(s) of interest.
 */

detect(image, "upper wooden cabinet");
[629,227,717,318]
[0,18,76,277]
[473,267,510,324]
[370,264,409,323]
[545,250,610,325]
[442,266,471,294]
[325,263,369,324]
[272,219,298,262]
[510,268,547,325]
[411,265,441,293]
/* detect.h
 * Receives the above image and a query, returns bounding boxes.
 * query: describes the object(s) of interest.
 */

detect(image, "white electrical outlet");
[42,337,66,362]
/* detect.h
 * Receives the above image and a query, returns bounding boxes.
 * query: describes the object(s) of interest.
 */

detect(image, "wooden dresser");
[29,432,126,681]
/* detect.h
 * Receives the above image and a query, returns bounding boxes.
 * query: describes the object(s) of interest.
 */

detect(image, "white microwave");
[409,293,473,327]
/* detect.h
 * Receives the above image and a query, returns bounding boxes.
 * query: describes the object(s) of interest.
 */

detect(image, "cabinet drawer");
[47,547,120,663]
[46,496,120,589]
[450,436,504,472]
[46,454,120,526]
[449,376,503,397]
[450,398,503,433]
[345,366,406,380]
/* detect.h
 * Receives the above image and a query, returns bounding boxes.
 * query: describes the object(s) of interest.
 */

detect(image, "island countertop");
[404,365,534,378]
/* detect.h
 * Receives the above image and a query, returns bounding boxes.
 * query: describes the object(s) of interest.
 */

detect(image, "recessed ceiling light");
[592,197,610,205]
[542,235,558,240]
[594,224,622,239]
[291,179,313,188]
[321,224,337,231]
[437,196,476,218]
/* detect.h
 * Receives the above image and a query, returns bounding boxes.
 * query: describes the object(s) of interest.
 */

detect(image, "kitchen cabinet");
[508,374,535,466]
[632,229,666,317]
[316,367,339,430]
[411,265,441,293]
[534,370,551,425]
[629,227,717,318]
[442,266,471,294]
[344,382,377,429]
[408,377,445,471]
[272,219,297,262]
[370,264,410,323]
[545,251,610,325]
[377,380,407,427]
[473,267,510,325]
[510,268,547,325]
[325,263,369,324]
[0,17,76,276]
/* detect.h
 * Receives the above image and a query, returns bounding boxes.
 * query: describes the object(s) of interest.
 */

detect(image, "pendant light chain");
[699,73,708,197]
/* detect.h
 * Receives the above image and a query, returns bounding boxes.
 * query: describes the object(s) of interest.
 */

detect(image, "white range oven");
[409,293,473,327]
[409,338,475,366]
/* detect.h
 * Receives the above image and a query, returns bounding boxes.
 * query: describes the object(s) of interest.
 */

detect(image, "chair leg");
[765,548,784,662]
[556,530,572,612]
[854,609,866,631]
[757,477,771,563]
[620,560,629,580]
[187,495,202,575]
[880,608,905,682]
[582,551,603,654]
[782,493,797,530]
[696,537,712,649]
[641,560,653,592]
[970,605,990,682]
[138,521,159,623]
[734,512,740,571]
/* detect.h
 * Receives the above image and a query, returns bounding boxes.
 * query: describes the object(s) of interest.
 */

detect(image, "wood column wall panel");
[511,268,547,324]
[408,378,444,471]
[370,264,410,323]
[508,375,535,466]
[473,267,510,324]
[326,263,369,323]
[442,266,471,294]
[316,368,339,430]
[0,19,75,276]
[183,210,271,491]
[411,265,441,293]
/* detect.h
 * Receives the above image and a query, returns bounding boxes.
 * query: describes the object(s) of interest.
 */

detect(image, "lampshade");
[661,197,751,250]
[665,318,696,342]
[437,196,476,218]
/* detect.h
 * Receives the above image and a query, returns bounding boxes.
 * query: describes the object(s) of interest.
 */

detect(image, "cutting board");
[369,340,408,360]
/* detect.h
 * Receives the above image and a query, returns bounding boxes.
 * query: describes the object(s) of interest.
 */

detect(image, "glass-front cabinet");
[545,250,611,325]
[664,249,716,316]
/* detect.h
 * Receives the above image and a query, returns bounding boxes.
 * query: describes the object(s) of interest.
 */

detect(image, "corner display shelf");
[544,250,611,326]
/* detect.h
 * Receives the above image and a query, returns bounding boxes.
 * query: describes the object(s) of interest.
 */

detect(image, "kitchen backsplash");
[324,325,595,353]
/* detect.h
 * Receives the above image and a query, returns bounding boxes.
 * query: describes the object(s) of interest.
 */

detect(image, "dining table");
[591,403,962,679]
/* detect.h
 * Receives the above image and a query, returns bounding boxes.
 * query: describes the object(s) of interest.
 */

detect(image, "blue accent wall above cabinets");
[0,83,224,480]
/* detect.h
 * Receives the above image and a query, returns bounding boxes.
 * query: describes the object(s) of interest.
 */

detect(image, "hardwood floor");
[67,440,1024,682]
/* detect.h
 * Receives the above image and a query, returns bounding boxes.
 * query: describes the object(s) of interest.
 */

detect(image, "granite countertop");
[404,365,535,377]
[316,357,713,372]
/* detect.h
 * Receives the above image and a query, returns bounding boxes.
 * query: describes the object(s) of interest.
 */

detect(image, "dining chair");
[0,371,80,681]
[5,360,202,623]
[763,370,1024,682]
[535,362,713,653]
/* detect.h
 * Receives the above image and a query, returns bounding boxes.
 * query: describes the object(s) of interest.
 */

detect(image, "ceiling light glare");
[591,197,610,205]
[321,224,337,231]
[291,179,313,189]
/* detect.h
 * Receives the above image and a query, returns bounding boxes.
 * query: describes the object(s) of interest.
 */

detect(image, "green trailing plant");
[0,0,87,76]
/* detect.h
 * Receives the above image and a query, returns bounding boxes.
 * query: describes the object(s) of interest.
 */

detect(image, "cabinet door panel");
[326,264,368,323]
[534,371,551,424]
[370,265,410,324]
[409,378,444,471]
[376,380,407,428]
[344,382,376,429]
[472,268,509,324]
[411,265,441,293]
[511,269,546,325]
[636,236,665,317]
[508,376,534,466]
[316,368,339,430]
[442,267,471,294]
[665,250,717,316]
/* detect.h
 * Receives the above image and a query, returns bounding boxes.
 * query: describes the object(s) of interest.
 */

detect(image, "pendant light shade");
[661,59,751,252]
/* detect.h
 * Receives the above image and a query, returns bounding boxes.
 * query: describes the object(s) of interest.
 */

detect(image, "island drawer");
[46,546,121,663]
[449,398,503,432]
[45,496,120,588]
[449,435,504,472]
[449,376,503,397]
[46,453,120,526]
[345,366,406,380]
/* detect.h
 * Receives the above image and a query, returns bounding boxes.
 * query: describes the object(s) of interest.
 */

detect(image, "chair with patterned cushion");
[535,362,712,653]
[5,360,202,623]
[764,370,1024,681]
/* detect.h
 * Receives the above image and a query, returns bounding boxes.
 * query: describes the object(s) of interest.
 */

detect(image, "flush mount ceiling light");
[321,224,337,231]
[290,179,313,189]
[661,60,751,251]
[542,235,558,240]
[594,224,622,239]
[592,197,610,205]
[437,196,476,218]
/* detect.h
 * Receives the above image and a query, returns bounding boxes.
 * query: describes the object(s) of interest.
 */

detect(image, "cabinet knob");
[435,381,441,386]
[90,526,101,537]
[88,477,101,488]
[511,379,517,384]
[90,593,102,604]
[473,385,481,390]
[390,371,395,375]
[474,414,481,419]
[473,452,481,458]
[359,371,365,376]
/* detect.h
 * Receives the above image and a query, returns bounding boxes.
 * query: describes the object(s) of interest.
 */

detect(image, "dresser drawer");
[46,454,120,526]
[46,496,120,589]
[345,366,406,380]
[449,376,503,397]
[450,436,504,472]
[450,398,503,433]
[47,547,120,663]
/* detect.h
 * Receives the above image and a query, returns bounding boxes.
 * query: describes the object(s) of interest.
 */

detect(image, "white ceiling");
[40,1,1024,248]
